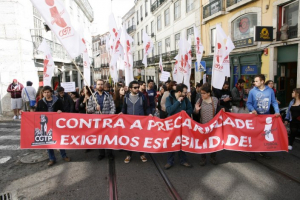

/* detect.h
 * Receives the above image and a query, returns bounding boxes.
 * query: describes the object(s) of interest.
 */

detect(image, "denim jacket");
[285,99,295,122]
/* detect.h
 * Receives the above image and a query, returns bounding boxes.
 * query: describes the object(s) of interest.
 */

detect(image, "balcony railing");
[31,35,68,60]
[226,0,244,7]
[127,25,136,34]
[151,0,167,13]
[101,63,109,67]
[276,25,298,41]
[203,0,225,19]
[74,0,94,22]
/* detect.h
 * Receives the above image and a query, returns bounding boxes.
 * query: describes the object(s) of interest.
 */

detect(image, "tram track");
[108,159,118,200]
[149,154,182,200]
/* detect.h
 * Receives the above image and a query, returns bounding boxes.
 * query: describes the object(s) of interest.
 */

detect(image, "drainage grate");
[0,192,12,200]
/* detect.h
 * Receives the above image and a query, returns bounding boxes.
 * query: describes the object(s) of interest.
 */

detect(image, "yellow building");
[199,0,300,106]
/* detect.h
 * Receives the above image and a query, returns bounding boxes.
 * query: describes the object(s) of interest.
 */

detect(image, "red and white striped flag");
[30,0,85,58]
[38,39,54,86]
[142,30,153,68]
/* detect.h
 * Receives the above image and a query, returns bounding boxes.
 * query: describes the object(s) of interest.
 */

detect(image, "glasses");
[132,87,139,89]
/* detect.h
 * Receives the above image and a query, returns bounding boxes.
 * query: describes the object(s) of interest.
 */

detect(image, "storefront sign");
[254,26,273,42]
[233,37,254,48]
[241,65,258,75]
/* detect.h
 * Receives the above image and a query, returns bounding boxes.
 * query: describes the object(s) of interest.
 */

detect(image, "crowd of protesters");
[12,74,300,167]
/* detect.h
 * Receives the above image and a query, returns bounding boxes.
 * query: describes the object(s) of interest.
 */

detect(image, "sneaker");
[63,157,70,162]
[124,156,131,163]
[250,153,257,160]
[140,155,147,162]
[18,115,21,120]
[164,163,173,170]
[47,160,56,166]
[181,162,192,168]
[13,115,17,120]
[210,157,218,165]
[199,158,206,166]
[98,155,105,161]
[288,145,293,150]
[259,152,271,159]
[108,154,114,160]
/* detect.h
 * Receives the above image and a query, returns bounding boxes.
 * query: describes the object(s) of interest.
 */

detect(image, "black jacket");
[57,93,74,113]
[36,96,64,112]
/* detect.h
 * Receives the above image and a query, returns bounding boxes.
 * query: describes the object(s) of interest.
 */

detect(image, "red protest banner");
[20,111,288,153]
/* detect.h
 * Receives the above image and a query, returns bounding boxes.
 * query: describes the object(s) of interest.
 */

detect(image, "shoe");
[210,157,218,165]
[47,160,56,166]
[259,153,271,159]
[164,163,173,170]
[124,156,131,163]
[18,115,21,120]
[108,154,114,160]
[63,157,70,162]
[250,153,257,160]
[288,145,293,150]
[98,155,105,161]
[181,162,192,168]
[199,158,206,166]
[13,115,17,120]
[140,155,147,162]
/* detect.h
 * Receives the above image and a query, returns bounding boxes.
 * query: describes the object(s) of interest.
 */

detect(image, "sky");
[89,0,135,36]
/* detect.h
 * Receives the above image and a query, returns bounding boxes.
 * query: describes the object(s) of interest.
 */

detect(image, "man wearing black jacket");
[35,86,70,166]
[56,86,74,113]
[219,81,232,112]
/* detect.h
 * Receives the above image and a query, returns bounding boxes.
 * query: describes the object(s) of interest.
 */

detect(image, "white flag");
[30,0,85,58]
[184,38,192,92]
[222,36,235,77]
[194,26,204,69]
[82,39,91,86]
[38,39,55,87]
[142,30,153,68]
[159,55,163,72]
[120,25,134,86]
[212,24,228,89]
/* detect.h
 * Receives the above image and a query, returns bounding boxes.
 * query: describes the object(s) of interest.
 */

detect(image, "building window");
[211,28,216,53]
[231,13,257,41]
[33,7,42,37]
[157,15,161,31]
[138,51,140,60]
[174,1,181,20]
[165,37,170,52]
[137,11,139,24]
[187,27,194,38]
[175,33,180,49]
[151,21,154,34]
[186,0,194,13]
[146,25,149,34]
[141,29,143,43]
[158,41,162,55]
[282,1,299,27]
[132,17,135,25]
[165,8,170,26]
[137,32,140,45]
[145,1,148,15]
[140,5,143,19]
[152,46,155,56]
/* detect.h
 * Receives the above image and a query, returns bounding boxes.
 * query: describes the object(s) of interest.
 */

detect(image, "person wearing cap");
[56,86,74,113]
[21,81,36,112]
[7,79,24,119]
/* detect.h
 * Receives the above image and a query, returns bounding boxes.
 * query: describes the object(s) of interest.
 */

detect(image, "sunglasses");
[132,87,139,89]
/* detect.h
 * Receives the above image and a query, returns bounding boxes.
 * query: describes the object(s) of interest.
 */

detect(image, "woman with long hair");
[194,83,224,166]
[284,88,300,150]
[35,86,44,108]
[113,86,125,114]
[76,86,94,114]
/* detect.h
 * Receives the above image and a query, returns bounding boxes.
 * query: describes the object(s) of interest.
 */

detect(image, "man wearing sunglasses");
[121,81,152,164]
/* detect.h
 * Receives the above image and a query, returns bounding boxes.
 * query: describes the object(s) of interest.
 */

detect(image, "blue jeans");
[47,149,67,161]
[167,151,187,165]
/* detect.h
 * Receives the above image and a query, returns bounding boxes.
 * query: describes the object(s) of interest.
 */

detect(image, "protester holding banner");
[231,79,248,113]
[194,83,224,166]
[87,79,116,160]
[157,85,167,118]
[284,88,300,151]
[164,83,193,169]
[21,81,37,112]
[70,92,80,113]
[247,74,280,160]
[76,86,94,114]
[121,81,150,163]
[160,81,177,119]
[35,86,71,166]
[7,79,24,120]
[56,87,74,113]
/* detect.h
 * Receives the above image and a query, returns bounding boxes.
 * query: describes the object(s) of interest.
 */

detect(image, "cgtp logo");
[32,115,56,146]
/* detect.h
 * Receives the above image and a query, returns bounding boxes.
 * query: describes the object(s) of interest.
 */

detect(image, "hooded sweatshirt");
[165,90,193,117]
[246,85,279,114]
[7,82,24,98]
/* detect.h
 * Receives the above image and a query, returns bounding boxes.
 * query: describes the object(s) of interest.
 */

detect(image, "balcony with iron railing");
[151,0,167,13]
[31,35,69,61]
[101,63,109,68]
[127,25,136,34]
[276,25,298,41]
[203,0,225,23]
[74,0,94,22]
[226,0,257,12]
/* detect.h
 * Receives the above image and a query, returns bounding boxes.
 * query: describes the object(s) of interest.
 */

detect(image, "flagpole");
[72,60,101,113]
